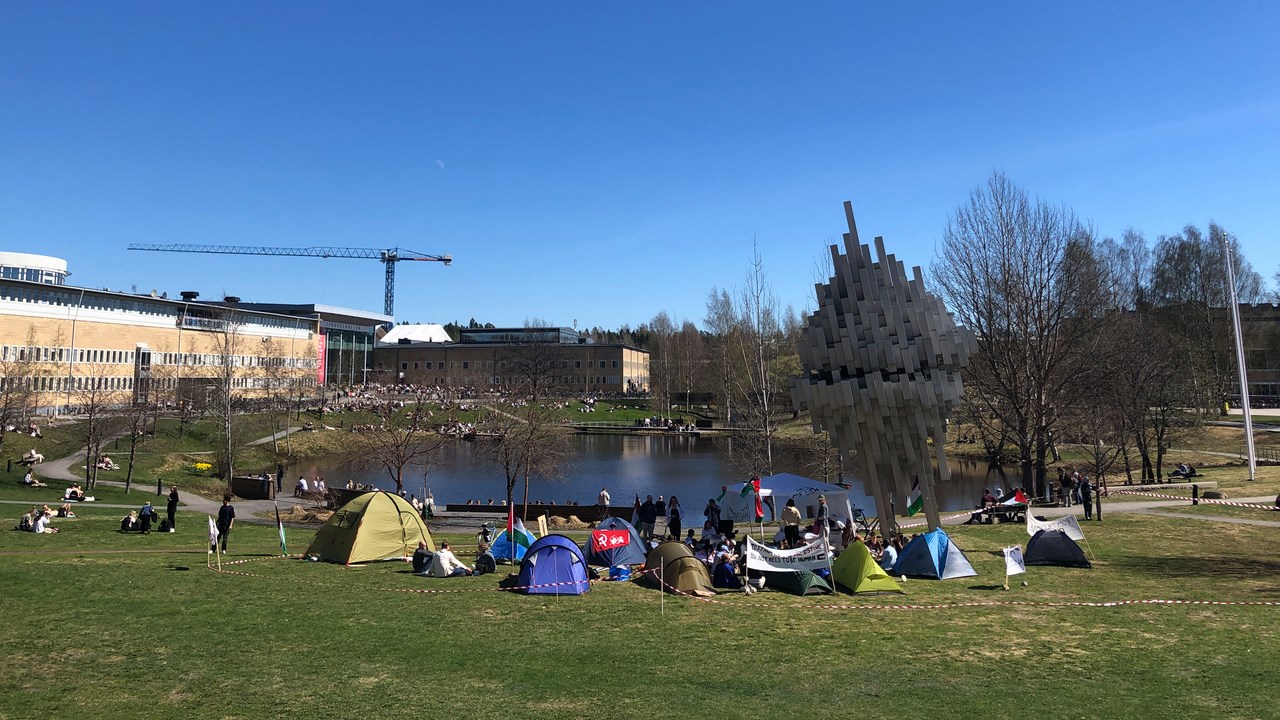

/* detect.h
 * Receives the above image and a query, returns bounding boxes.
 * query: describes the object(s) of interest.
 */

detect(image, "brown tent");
[640,542,715,596]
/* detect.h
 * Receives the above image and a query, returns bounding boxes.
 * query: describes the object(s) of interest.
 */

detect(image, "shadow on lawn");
[1109,554,1280,594]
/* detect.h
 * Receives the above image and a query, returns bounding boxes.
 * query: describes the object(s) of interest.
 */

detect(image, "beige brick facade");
[372,342,649,394]
[0,279,320,412]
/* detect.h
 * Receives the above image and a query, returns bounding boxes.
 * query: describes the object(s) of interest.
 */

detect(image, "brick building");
[372,325,649,394]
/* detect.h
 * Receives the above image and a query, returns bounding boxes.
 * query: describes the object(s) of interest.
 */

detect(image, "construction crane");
[126,243,451,317]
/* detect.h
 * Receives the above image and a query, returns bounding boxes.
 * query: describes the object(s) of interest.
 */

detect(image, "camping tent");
[831,541,904,594]
[305,491,433,565]
[641,542,715,596]
[515,535,591,595]
[1025,529,1092,568]
[891,528,977,580]
[490,524,538,563]
[723,473,856,526]
[764,569,835,595]
[583,516,648,567]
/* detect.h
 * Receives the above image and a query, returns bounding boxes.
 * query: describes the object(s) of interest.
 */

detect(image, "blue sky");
[3,2,1277,330]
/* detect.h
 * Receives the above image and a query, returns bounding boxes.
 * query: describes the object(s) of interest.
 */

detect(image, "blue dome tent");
[516,535,591,595]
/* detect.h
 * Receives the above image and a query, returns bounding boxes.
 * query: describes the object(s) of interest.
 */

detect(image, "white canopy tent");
[722,473,855,526]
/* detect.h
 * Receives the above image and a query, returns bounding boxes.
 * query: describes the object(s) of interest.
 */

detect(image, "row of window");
[0,267,64,284]
[1,344,317,370]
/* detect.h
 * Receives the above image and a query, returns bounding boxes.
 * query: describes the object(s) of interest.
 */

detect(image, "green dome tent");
[831,541,904,595]
[640,542,715,596]
[305,491,434,565]
[763,569,834,596]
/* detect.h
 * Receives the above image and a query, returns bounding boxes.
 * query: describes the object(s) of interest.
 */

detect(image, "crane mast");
[127,243,451,317]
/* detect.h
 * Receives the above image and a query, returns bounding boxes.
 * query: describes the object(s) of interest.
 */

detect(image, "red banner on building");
[316,334,327,386]
[590,529,631,552]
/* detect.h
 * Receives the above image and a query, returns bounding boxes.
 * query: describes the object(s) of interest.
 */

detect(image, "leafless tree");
[931,171,1113,495]
[70,364,119,491]
[353,398,447,495]
[0,327,46,457]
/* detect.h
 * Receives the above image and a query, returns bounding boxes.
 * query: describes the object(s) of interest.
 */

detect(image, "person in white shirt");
[429,542,472,578]
[34,513,58,534]
[879,542,899,571]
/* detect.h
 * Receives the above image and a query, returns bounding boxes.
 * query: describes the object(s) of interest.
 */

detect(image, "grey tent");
[1025,529,1091,568]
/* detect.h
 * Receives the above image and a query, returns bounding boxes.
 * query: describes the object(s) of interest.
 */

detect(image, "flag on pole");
[742,477,764,519]
[631,495,641,525]
[906,480,923,517]
[1003,546,1027,576]
[208,515,220,547]
[275,503,288,556]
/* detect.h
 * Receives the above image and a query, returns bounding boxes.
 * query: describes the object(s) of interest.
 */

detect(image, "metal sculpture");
[791,202,975,533]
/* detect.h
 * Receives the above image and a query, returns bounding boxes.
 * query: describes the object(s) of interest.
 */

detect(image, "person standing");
[781,499,802,548]
[597,486,611,520]
[213,495,235,554]
[638,495,657,541]
[276,462,285,495]
[1080,476,1094,520]
[667,496,683,542]
[166,486,179,532]
[704,498,721,532]
[814,494,830,536]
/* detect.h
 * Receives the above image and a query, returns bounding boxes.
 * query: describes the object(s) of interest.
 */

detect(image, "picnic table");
[967,504,1027,525]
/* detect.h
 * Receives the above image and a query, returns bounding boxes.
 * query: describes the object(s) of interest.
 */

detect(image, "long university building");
[0,277,322,413]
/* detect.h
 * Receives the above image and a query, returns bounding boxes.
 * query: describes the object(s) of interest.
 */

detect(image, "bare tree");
[1149,223,1265,414]
[931,172,1113,495]
[353,398,447,495]
[0,327,45,457]
[207,310,246,486]
[70,364,119,491]
[644,311,676,418]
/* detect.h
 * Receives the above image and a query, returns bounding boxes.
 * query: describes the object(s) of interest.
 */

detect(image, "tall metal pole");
[1222,231,1256,482]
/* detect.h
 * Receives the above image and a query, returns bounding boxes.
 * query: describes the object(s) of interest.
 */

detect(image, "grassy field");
[2,499,1278,720]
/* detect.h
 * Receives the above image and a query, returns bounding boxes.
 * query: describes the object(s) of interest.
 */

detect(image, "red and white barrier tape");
[207,556,1280,611]
[1111,489,1280,511]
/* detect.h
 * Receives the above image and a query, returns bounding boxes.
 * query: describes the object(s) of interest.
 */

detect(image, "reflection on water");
[300,434,1009,513]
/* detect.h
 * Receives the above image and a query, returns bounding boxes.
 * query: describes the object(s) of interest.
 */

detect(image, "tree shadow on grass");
[1108,554,1280,596]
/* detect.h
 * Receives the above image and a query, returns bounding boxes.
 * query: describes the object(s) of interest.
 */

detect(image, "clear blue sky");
[3,2,1277,330]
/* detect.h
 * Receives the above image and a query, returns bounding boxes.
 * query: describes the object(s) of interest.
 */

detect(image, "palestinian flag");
[742,477,764,519]
[1002,489,1030,506]
[275,503,288,556]
[508,506,531,550]
[906,480,923,517]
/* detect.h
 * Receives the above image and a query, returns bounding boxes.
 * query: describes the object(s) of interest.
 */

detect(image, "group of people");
[1055,469,1096,519]
[295,475,327,497]
[17,504,72,533]
[411,540,473,577]
[633,494,683,542]
[119,487,181,534]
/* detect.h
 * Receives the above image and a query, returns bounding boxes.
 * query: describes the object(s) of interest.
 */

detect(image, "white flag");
[1003,546,1026,576]
[1027,512,1085,542]
[208,515,220,546]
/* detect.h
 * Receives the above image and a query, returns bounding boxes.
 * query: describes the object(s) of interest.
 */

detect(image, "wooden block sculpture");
[791,201,975,534]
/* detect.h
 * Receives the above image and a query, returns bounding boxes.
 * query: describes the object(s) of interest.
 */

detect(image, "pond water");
[296,434,1010,514]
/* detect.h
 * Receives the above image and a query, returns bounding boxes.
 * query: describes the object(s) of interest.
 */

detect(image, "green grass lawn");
[1,503,1277,720]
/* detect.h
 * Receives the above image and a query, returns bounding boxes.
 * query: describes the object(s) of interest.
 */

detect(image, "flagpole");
[1002,547,1010,591]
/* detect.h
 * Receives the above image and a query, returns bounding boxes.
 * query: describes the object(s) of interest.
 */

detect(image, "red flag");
[751,477,764,519]
[591,529,630,552]
[507,504,515,538]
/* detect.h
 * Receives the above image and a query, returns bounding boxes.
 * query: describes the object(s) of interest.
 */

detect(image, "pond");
[295,433,1011,514]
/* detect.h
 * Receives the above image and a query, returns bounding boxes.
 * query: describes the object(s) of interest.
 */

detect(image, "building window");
[612,360,619,369]
[462,361,469,369]
[413,362,420,369]
[401,362,408,370]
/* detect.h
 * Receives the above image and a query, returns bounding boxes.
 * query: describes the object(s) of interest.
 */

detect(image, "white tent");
[723,473,855,526]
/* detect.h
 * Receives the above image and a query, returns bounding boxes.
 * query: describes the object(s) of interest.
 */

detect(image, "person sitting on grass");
[683,528,698,548]
[65,484,85,501]
[33,510,59,534]
[120,511,139,533]
[56,503,76,518]
[411,540,434,575]
[24,470,48,487]
[428,541,472,578]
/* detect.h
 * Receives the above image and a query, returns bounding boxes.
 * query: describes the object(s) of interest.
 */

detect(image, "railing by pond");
[1240,445,1280,463]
